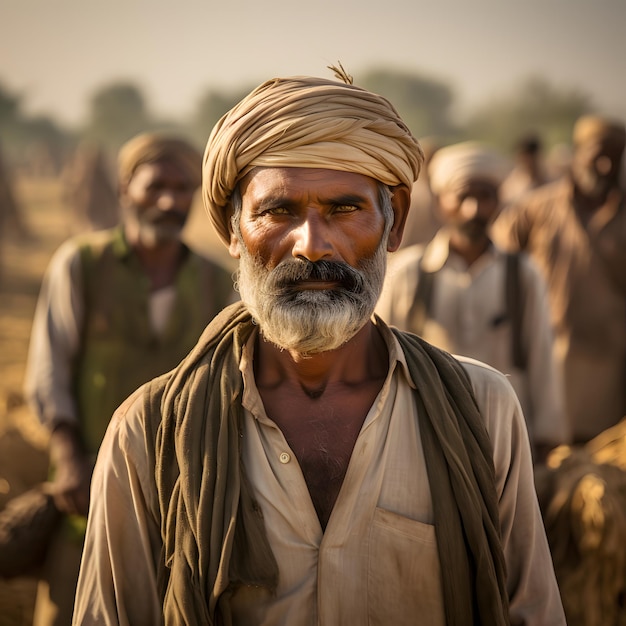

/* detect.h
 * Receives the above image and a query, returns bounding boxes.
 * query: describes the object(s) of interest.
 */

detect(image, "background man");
[499,133,549,206]
[73,74,565,625]
[493,115,626,444]
[377,141,569,463]
[24,132,235,625]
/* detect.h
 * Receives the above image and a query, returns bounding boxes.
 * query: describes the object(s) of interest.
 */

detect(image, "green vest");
[74,227,233,454]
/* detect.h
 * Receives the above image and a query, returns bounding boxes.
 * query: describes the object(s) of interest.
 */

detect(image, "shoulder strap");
[406,260,437,336]
[506,252,527,370]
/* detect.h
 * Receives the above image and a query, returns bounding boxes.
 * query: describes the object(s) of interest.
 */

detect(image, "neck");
[127,229,185,290]
[254,321,387,394]
[449,232,490,267]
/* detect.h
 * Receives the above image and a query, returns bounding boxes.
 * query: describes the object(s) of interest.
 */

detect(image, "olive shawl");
[143,302,509,625]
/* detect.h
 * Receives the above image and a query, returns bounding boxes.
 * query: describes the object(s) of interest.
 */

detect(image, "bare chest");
[261,385,381,528]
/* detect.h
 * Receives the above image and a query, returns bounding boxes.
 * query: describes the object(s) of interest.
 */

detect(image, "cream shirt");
[376,231,569,451]
[73,323,565,625]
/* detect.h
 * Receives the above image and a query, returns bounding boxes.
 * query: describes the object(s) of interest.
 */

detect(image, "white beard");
[236,243,388,355]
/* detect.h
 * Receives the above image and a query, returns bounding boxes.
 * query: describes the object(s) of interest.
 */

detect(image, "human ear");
[228,231,241,259]
[386,184,411,252]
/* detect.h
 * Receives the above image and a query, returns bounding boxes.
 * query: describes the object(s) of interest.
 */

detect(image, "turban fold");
[572,115,626,149]
[428,142,510,196]
[118,133,202,188]
[202,76,424,245]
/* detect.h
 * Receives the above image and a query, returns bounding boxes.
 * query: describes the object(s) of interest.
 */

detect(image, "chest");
[260,384,381,528]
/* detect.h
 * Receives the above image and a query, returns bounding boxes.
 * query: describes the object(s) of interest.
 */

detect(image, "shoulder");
[386,243,425,278]
[103,372,170,459]
[45,231,111,278]
[71,227,119,255]
[456,354,519,399]
[455,355,528,453]
[187,248,233,277]
[514,179,569,215]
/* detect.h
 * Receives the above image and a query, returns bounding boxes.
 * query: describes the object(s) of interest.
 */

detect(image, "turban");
[428,142,510,196]
[117,133,202,188]
[572,115,626,149]
[202,76,424,245]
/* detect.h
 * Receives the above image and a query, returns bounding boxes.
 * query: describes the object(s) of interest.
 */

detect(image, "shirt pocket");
[367,507,445,626]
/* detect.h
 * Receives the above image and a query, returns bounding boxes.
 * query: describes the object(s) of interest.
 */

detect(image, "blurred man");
[24,132,235,625]
[377,142,569,463]
[499,133,548,205]
[493,115,626,444]
[73,74,564,625]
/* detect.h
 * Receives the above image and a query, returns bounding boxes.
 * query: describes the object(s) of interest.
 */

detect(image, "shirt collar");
[239,317,416,418]
[420,228,498,274]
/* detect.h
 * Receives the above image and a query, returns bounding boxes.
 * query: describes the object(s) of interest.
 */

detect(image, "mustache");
[140,207,188,226]
[264,259,365,294]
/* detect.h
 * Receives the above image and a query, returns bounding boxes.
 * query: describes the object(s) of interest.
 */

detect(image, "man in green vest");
[74,73,565,625]
[24,132,236,626]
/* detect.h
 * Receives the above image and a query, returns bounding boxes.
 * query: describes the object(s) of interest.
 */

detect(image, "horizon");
[2,0,625,127]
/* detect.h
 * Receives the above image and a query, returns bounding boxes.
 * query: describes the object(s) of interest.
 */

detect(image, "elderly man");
[377,142,569,463]
[493,115,626,444]
[24,132,235,626]
[73,75,565,625]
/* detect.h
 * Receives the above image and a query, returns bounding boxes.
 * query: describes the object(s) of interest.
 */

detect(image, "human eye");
[258,205,291,217]
[333,203,359,214]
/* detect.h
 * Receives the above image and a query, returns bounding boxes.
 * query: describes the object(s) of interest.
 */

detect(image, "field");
[0,176,233,625]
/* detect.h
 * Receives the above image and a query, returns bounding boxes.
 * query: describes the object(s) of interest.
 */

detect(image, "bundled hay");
[536,418,626,626]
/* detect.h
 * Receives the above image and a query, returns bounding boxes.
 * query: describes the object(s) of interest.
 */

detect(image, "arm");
[24,238,84,431]
[491,198,532,253]
[464,360,566,625]
[73,390,163,626]
[520,256,570,460]
[23,239,91,514]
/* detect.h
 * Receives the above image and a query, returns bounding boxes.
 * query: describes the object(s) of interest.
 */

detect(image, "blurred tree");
[83,82,153,155]
[189,85,255,147]
[0,81,71,174]
[359,68,459,141]
[462,76,592,152]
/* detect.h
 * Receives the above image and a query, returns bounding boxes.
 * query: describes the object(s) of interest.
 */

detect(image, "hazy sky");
[1,0,625,127]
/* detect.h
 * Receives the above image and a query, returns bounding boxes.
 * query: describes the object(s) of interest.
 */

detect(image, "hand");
[49,423,92,516]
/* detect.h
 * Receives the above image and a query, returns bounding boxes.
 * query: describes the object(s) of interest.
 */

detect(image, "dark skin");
[230,167,411,528]
[51,158,198,516]
[435,178,500,267]
[570,136,624,217]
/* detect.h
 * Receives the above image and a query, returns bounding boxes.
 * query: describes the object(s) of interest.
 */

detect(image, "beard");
[456,217,491,241]
[575,172,613,200]
[134,207,188,247]
[236,240,388,356]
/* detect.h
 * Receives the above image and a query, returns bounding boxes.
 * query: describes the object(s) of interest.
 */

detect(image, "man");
[24,132,235,625]
[73,75,565,625]
[377,141,569,463]
[499,133,548,206]
[492,115,626,444]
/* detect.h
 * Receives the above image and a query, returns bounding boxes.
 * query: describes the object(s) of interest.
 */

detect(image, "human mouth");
[291,279,342,290]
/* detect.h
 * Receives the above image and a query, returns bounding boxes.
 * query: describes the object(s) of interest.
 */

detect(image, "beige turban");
[428,142,510,196]
[202,76,424,245]
[572,115,626,149]
[117,133,202,188]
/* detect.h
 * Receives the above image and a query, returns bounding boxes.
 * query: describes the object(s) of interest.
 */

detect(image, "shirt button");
[279,452,291,464]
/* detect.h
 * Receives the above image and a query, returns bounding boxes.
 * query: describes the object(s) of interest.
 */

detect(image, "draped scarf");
[143,302,509,625]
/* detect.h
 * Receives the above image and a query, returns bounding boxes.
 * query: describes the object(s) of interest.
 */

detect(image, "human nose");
[291,211,334,262]
[156,190,177,211]
[459,197,479,220]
